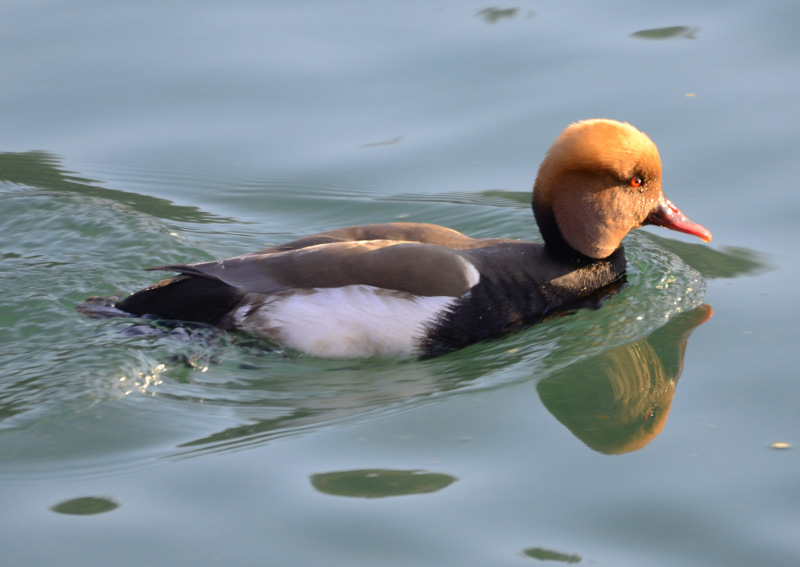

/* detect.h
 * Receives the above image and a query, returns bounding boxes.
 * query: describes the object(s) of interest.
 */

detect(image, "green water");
[1,1,799,566]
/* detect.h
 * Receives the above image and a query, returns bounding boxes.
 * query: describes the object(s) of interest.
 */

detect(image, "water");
[1,1,799,565]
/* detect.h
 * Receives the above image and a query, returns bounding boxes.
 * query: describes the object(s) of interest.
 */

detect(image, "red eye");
[629,176,643,188]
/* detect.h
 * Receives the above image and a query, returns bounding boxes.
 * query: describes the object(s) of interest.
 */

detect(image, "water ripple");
[0,176,715,468]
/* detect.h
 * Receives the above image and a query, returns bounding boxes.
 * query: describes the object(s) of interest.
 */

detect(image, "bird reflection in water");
[536,304,712,454]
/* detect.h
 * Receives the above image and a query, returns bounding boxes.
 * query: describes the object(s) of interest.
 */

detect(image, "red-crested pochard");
[105,119,711,358]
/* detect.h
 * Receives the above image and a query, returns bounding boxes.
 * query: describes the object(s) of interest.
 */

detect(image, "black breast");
[418,242,627,357]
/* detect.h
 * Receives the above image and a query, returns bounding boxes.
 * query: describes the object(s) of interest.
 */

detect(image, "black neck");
[531,198,595,264]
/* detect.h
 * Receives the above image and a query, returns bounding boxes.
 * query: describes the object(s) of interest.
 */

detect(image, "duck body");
[106,119,712,358]
[116,223,627,357]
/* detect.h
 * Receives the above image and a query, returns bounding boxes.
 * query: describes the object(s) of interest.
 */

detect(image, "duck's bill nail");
[645,195,712,242]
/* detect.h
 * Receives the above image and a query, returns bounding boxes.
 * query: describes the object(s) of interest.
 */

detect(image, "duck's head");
[532,119,711,259]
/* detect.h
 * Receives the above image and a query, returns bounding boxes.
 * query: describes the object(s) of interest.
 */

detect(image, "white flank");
[458,255,481,289]
[232,285,458,358]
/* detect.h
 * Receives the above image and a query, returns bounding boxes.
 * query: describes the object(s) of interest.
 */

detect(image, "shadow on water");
[0,151,234,224]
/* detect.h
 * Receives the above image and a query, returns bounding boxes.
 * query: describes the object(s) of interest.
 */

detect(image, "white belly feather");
[230,285,459,358]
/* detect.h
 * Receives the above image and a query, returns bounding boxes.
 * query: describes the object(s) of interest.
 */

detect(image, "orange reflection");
[537,304,712,454]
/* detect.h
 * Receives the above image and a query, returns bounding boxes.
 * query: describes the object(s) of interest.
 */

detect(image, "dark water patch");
[523,546,581,563]
[51,496,119,515]
[642,232,771,279]
[477,8,520,24]
[310,469,456,498]
[631,26,699,40]
[0,151,233,224]
[358,135,405,148]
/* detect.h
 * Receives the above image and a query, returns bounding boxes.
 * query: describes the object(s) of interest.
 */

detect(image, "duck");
[106,119,712,358]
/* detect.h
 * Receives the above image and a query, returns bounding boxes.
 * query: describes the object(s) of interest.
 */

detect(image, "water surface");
[2,1,799,566]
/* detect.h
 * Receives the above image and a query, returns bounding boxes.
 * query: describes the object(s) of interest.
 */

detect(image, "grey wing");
[148,240,481,298]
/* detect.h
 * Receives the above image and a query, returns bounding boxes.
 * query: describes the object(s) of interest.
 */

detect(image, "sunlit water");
[2,1,799,566]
